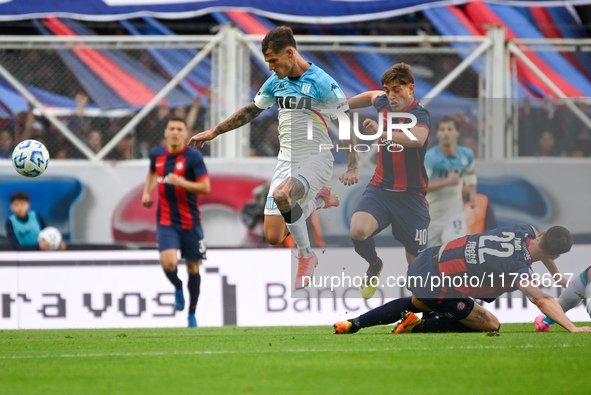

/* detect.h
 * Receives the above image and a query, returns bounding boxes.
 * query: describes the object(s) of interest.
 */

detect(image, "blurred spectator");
[458,133,479,158]
[68,93,93,138]
[0,128,14,158]
[106,134,134,161]
[137,105,170,154]
[86,130,103,153]
[536,131,557,157]
[518,98,538,156]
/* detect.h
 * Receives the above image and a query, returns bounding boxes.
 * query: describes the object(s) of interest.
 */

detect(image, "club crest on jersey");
[176,162,184,171]
[301,83,312,94]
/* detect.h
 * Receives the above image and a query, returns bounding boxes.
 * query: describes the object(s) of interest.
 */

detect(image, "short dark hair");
[540,226,573,255]
[167,117,187,126]
[381,63,414,86]
[261,26,297,54]
[437,115,460,131]
[10,191,30,203]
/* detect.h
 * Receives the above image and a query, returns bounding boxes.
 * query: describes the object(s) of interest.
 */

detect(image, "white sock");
[285,216,312,257]
[302,200,317,219]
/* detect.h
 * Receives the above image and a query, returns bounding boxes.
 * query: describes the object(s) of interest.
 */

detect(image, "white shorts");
[428,214,467,247]
[264,157,333,216]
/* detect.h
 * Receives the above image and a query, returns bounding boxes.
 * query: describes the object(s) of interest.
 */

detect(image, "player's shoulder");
[305,64,340,88]
[425,145,442,159]
[260,74,281,91]
[373,93,388,107]
[411,100,430,116]
[457,145,475,159]
[150,146,166,158]
[184,145,205,160]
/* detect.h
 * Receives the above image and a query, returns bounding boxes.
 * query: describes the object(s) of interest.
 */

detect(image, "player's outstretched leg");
[333,297,419,334]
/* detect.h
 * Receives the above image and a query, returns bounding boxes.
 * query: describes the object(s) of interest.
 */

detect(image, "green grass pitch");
[1,324,590,394]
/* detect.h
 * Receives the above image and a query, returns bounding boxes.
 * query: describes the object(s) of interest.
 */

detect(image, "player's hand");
[141,192,153,208]
[39,241,50,251]
[447,168,460,186]
[166,173,183,187]
[570,326,591,332]
[363,118,379,134]
[470,193,477,208]
[189,129,217,148]
[58,243,66,251]
[556,277,569,288]
[339,168,359,186]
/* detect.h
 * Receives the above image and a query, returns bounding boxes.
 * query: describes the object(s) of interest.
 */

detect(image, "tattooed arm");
[338,111,360,187]
[189,102,264,148]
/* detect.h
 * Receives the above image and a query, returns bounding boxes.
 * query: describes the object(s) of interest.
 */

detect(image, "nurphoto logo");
[306,109,417,153]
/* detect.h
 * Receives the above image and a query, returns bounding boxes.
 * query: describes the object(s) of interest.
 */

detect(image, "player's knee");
[350,225,370,241]
[265,232,285,245]
[161,260,177,272]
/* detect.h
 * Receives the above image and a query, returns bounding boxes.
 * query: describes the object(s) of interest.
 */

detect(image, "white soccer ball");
[38,226,62,250]
[12,139,50,177]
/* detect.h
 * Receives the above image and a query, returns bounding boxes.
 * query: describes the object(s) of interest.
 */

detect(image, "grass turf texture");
[1,324,590,394]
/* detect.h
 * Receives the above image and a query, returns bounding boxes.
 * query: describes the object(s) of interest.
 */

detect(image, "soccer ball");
[12,139,50,177]
[38,226,62,250]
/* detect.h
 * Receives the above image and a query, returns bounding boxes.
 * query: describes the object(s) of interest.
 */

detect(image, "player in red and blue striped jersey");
[142,117,210,328]
[334,224,591,334]
[347,63,431,299]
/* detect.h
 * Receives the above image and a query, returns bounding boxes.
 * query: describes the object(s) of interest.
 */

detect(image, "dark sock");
[352,297,420,330]
[352,237,379,266]
[281,204,303,224]
[411,318,479,333]
[366,258,383,278]
[188,272,201,315]
[164,267,183,289]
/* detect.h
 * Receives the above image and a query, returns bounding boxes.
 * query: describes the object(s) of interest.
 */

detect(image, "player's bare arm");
[347,91,383,110]
[338,111,360,186]
[189,102,264,148]
[167,174,211,195]
[520,282,591,332]
[142,171,158,208]
[540,257,569,287]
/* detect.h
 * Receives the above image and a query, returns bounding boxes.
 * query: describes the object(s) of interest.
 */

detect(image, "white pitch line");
[0,343,582,360]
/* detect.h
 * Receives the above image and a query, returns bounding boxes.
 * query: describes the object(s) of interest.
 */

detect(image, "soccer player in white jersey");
[535,265,591,331]
[424,115,476,247]
[189,27,359,289]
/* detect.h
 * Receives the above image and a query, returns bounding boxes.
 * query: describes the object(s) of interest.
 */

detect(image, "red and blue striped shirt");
[149,144,208,229]
[370,96,430,194]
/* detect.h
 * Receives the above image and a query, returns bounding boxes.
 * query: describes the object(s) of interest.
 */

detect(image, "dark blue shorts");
[157,224,206,261]
[407,246,474,320]
[354,185,430,255]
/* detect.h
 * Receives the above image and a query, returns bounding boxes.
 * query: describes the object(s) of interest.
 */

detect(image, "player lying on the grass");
[334,224,591,334]
[536,265,591,332]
